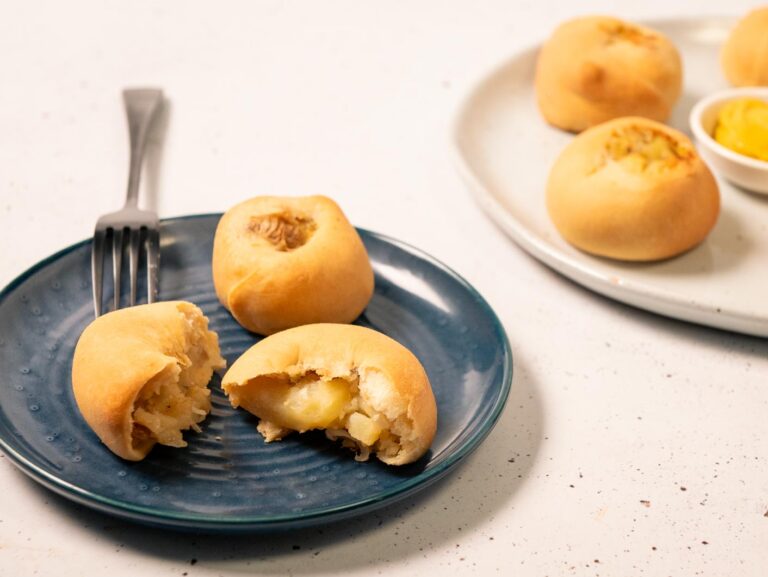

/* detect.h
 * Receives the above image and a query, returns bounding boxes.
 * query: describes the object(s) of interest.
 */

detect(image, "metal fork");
[92,89,163,317]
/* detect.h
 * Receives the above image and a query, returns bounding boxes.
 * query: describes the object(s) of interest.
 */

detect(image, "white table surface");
[1,1,766,575]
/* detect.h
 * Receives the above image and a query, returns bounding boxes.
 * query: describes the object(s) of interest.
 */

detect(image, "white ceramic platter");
[453,17,768,338]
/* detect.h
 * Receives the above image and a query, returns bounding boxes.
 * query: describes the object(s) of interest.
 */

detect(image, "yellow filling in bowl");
[714,98,768,162]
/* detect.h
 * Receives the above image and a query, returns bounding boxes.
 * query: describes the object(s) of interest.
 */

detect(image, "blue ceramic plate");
[0,214,512,532]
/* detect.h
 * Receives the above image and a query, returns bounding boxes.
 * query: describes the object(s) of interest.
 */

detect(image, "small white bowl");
[689,87,768,194]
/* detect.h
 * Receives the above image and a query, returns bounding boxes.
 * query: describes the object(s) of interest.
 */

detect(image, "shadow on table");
[17,354,544,573]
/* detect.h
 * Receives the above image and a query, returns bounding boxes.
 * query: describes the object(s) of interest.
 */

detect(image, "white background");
[1,1,767,575]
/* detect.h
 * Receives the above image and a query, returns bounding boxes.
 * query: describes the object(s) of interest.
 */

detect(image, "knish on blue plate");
[0,214,512,533]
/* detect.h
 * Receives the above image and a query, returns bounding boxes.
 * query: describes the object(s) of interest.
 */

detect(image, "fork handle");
[123,89,163,208]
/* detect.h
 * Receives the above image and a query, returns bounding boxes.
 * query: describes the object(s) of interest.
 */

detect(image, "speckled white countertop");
[1,1,767,575]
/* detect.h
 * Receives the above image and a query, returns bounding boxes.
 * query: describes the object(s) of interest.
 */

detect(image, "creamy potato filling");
[130,310,217,451]
[599,126,693,174]
[247,211,317,251]
[231,370,418,463]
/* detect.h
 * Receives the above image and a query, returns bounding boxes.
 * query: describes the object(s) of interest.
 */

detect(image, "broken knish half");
[222,324,437,466]
[72,301,226,461]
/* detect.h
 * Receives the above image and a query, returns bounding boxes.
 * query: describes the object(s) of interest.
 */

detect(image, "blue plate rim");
[0,213,513,530]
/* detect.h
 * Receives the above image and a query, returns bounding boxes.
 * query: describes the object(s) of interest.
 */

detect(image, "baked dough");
[212,195,374,335]
[72,301,225,460]
[222,323,437,466]
[535,16,683,132]
[722,7,768,87]
[546,117,720,261]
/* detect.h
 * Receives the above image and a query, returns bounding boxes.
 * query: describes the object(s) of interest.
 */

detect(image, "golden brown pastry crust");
[546,117,720,261]
[212,195,374,335]
[71,301,225,460]
[222,323,437,465]
[722,7,768,87]
[535,16,683,132]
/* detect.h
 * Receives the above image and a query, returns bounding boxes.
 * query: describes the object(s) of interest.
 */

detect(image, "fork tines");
[92,220,159,317]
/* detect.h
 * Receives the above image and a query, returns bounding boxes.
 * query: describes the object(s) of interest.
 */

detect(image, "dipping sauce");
[714,98,768,161]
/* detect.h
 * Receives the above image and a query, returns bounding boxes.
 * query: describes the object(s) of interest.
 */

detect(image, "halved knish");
[222,324,437,466]
[72,301,226,460]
